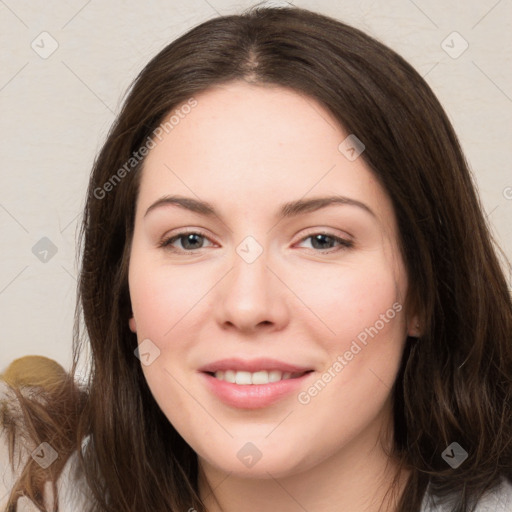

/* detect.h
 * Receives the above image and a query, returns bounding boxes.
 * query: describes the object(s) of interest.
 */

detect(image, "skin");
[128,80,420,512]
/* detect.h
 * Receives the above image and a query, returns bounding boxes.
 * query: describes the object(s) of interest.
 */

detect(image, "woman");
[1,5,511,511]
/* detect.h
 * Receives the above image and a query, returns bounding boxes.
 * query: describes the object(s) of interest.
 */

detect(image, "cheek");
[292,264,406,454]
[129,258,205,340]
[128,258,211,393]
[300,262,407,415]
[131,280,173,334]
[293,258,405,350]
[129,262,195,423]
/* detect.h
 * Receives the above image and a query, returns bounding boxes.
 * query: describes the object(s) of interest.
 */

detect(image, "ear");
[129,317,137,333]
[407,314,422,338]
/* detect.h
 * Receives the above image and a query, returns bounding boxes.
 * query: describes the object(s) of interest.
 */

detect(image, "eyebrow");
[144,194,376,220]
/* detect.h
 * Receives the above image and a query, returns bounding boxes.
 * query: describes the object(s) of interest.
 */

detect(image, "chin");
[197,442,314,479]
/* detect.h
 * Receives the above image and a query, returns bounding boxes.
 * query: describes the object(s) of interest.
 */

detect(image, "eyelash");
[158,229,354,254]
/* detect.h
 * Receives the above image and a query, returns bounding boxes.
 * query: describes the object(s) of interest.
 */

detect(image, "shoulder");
[420,476,512,512]
[0,380,93,511]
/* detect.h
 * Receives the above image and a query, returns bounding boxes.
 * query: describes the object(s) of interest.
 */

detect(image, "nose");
[214,246,289,334]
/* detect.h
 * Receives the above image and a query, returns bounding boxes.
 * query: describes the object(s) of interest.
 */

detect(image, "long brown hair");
[3,5,512,511]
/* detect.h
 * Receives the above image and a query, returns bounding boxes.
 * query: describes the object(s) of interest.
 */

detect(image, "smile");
[200,370,314,409]
[211,369,309,385]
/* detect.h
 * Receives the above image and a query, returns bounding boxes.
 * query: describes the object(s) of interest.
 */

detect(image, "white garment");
[1,381,512,511]
[419,476,512,511]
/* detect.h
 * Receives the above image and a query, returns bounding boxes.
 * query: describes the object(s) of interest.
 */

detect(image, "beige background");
[1,0,511,373]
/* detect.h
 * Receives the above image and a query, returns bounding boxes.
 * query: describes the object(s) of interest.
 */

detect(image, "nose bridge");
[230,234,271,301]
[216,232,287,330]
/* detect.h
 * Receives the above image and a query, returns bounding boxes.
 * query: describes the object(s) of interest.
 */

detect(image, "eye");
[158,230,214,252]
[158,230,353,254]
[295,231,353,253]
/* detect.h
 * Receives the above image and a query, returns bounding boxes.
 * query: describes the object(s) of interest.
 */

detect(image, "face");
[127,80,419,480]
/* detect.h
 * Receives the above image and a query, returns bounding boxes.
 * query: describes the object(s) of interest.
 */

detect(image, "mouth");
[206,369,313,385]
[198,358,315,409]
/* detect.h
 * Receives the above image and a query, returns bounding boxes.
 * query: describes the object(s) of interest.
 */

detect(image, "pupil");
[312,234,332,249]
[184,234,201,250]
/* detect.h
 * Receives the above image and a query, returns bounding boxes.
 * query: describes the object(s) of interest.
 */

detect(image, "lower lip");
[200,372,313,409]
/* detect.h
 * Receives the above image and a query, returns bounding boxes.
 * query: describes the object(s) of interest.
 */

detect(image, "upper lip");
[198,358,313,374]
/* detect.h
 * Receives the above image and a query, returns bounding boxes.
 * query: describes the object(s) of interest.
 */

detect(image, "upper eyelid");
[160,228,215,244]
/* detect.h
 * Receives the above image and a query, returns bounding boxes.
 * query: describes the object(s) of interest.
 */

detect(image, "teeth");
[213,369,300,385]
[268,370,282,382]
[252,370,270,384]
[235,371,252,385]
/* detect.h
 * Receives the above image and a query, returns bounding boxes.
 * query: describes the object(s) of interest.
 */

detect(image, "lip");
[200,372,313,409]
[198,357,313,374]
[198,359,314,409]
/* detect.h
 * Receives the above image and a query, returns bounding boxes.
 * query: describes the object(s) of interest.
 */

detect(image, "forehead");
[137,80,394,228]
[149,81,345,168]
